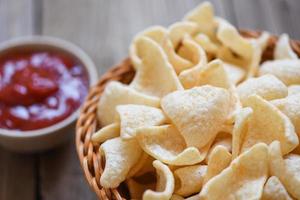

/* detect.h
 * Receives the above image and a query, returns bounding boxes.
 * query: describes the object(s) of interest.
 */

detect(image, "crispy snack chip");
[130,36,183,97]
[127,178,156,200]
[232,107,253,158]
[204,146,232,184]
[274,34,298,60]
[116,105,167,139]
[237,74,288,104]
[241,95,298,155]
[271,94,300,135]
[161,86,231,149]
[217,18,252,60]
[92,123,120,144]
[100,137,143,188]
[174,165,207,197]
[194,33,219,55]
[184,1,216,40]
[199,143,268,200]
[288,85,300,95]
[223,62,245,85]
[97,81,160,126]
[177,39,208,88]
[259,59,300,85]
[261,176,292,200]
[269,141,300,199]
[130,26,167,69]
[136,125,208,166]
[168,22,199,48]
[143,160,175,200]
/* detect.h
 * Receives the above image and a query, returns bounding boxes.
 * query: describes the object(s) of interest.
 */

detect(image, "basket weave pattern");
[76,30,300,200]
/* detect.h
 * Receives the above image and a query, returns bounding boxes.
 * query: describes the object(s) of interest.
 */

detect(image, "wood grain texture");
[0,1,36,200]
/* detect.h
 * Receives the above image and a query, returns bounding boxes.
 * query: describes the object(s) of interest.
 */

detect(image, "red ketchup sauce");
[0,51,89,131]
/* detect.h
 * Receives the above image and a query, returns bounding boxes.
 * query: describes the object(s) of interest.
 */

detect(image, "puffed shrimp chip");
[223,62,245,85]
[259,59,300,86]
[184,1,217,40]
[232,107,253,159]
[97,81,160,126]
[168,21,199,48]
[143,160,175,200]
[271,94,300,135]
[127,178,156,200]
[100,137,143,188]
[241,95,298,155]
[288,85,300,95]
[178,40,207,89]
[274,34,298,60]
[130,36,183,97]
[216,18,252,60]
[194,33,219,55]
[174,165,207,197]
[136,125,209,166]
[161,86,231,149]
[269,141,300,199]
[199,143,268,200]
[237,74,288,104]
[261,176,292,200]
[130,26,167,69]
[171,194,201,200]
[92,123,120,144]
[116,104,168,139]
[204,146,232,184]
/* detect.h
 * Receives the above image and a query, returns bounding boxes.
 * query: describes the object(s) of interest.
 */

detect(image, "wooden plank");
[232,0,278,33]
[0,1,37,200]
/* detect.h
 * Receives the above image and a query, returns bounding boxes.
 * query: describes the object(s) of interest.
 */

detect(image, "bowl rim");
[0,35,98,138]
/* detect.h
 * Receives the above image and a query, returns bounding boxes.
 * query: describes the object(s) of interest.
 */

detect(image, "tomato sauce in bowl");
[0,51,89,131]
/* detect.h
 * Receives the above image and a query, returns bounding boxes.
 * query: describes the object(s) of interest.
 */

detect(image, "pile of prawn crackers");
[92,2,300,200]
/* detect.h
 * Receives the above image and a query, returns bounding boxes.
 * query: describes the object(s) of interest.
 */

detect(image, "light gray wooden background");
[0,0,299,199]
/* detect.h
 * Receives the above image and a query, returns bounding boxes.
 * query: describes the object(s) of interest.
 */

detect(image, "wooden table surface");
[0,0,299,199]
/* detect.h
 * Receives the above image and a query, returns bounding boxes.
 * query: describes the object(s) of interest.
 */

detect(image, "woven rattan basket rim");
[75,30,300,200]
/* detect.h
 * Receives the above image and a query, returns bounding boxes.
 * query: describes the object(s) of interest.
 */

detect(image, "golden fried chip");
[184,2,217,40]
[216,18,252,60]
[259,59,300,85]
[130,26,167,69]
[100,137,143,188]
[199,143,268,200]
[223,62,245,85]
[269,141,300,199]
[232,107,253,159]
[136,125,209,166]
[288,85,300,95]
[205,131,232,163]
[274,34,298,60]
[194,33,219,55]
[143,160,175,200]
[216,46,247,68]
[168,22,199,48]
[237,74,288,104]
[174,165,207,197]
[127,153,150,178]
[116,104,167,139]
[177,39,208,88]
[127,178,156,200]
[261,176,292,200]
[271,94,300,135]
[241,95,298,155]
[161,85,231,149]
[97,81,160,126]
[91,123,120,144]
[204,146,232,184]
[130,36,183,97]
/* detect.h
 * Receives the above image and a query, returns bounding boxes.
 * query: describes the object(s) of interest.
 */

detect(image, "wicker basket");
[75,30,300,200]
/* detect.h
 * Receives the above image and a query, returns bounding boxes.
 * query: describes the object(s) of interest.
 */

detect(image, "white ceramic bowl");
[0,36,98,153]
